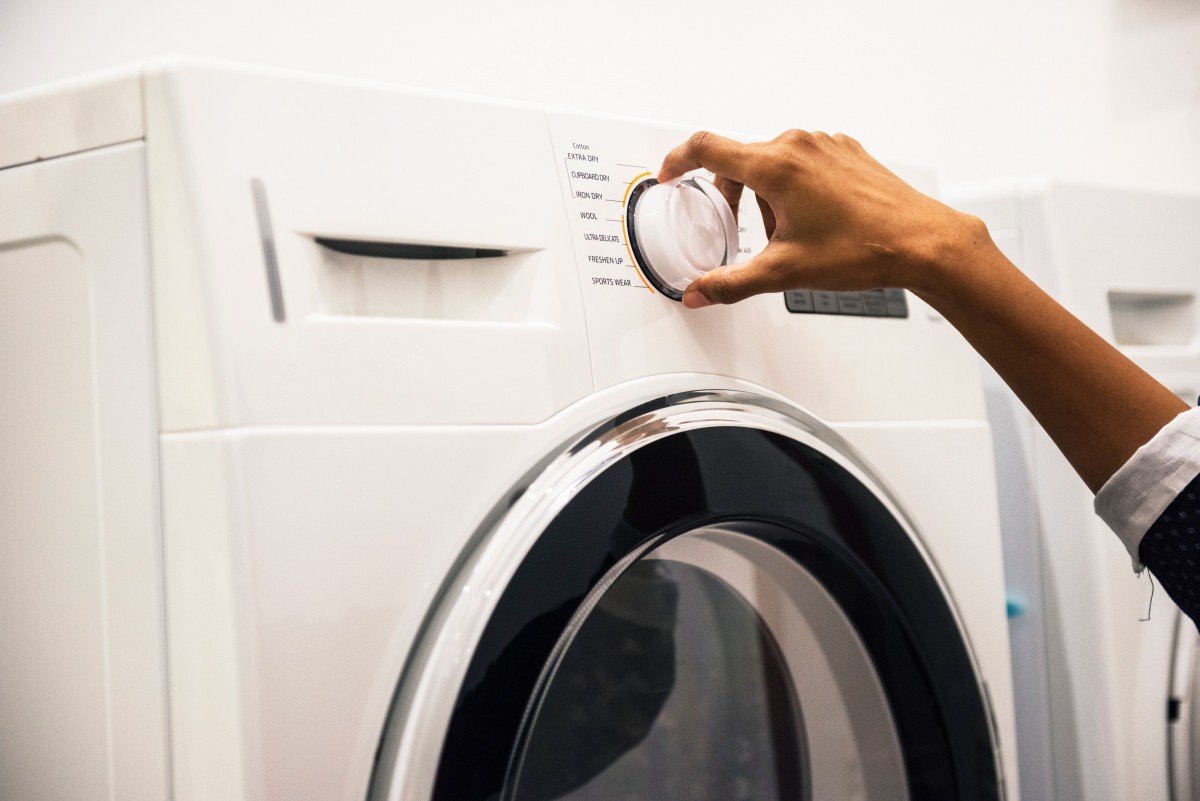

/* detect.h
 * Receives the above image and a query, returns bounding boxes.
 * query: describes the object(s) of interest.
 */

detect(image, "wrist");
[903,211,1000,305]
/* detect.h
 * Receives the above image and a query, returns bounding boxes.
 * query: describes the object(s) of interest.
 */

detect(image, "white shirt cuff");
[1094,406,1200,570]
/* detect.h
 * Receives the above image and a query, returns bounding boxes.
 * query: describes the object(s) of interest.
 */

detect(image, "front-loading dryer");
[951,180,1200,801]
[0,60,1017,801]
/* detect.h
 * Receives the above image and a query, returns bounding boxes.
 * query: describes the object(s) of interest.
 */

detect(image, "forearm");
[910,217,1188,493]
[654,129,1189,494]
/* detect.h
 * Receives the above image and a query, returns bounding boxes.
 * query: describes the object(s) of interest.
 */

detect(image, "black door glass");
[505,558,806,801]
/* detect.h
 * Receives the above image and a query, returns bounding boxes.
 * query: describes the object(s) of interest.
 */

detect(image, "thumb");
[683,243,793,308]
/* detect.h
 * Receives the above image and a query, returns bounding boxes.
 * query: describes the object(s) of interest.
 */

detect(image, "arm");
[917,236,1188,493]
[658,130,1188,493]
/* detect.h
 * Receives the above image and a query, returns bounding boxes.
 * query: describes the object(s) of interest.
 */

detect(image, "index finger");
[712,175,744,220]
[658,131,760,186]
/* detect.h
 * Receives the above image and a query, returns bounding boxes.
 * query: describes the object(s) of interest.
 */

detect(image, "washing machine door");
[370,391,1003,801]
[1171,612,1200,801]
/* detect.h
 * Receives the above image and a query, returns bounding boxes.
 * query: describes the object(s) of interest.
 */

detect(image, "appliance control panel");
[547,112,908,319]
[784,288,908,317]
[547,112,768,303]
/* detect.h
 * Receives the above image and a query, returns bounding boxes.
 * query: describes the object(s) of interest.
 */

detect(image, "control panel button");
[784,288,909,319]
[626,176,738,300]
[784,290,815,313]
[813,292,840,314]
[862,290,890,316]
[837,293,866,315]
[883,288,909,317]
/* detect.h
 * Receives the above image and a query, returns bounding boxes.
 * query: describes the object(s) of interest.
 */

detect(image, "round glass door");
[506,528,907,801]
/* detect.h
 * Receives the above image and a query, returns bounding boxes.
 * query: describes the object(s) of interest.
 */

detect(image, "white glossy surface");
[0,144,169,801]
[546,107,983,424]
[1,62,1016,801]
[141,62,977,428]
[0,60,986,429]
[141,62,591,431]
[0,67,143,169]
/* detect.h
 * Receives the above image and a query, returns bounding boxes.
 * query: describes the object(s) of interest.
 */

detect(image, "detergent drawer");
[143,63,590,430]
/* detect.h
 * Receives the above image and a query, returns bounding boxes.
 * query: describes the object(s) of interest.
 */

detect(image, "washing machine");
[0,60,1018,801]
[951,181,1200,801]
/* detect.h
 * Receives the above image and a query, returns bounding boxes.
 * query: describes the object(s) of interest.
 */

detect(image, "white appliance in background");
[951,181,1200,801]
[0,60,1018,801]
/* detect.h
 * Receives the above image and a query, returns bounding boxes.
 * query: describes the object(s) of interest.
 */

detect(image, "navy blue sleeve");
[1138,471,1200,629]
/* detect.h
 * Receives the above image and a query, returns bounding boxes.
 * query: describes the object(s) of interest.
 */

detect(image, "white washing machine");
[952,181,1200,801]
[0,60,1017,801]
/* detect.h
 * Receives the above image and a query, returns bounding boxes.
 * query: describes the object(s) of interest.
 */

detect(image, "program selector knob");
[626,176,739,300]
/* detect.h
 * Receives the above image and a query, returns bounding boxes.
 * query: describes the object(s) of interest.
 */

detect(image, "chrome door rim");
[368,389,1005,801]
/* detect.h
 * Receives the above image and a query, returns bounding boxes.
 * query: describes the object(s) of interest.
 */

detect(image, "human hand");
[657,130,985,308]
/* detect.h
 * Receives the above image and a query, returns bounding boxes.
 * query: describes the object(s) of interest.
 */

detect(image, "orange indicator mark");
[622,171,653,206]
[620,172,655,292]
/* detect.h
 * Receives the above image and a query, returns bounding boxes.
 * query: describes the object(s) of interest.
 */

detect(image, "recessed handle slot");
[311,236,541,322]
[1108,288,1196,347]
[315,237,507,261]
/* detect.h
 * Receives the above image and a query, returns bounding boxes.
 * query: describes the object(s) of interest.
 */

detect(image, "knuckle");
[778,128,813,146]
[833,132,862,148]
[688,130,714,152]
[962,213,990,239]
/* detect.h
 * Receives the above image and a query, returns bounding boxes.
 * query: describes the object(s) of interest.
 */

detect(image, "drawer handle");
[315,238,508,261]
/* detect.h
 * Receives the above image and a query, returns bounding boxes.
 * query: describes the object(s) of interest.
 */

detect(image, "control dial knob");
[626,176,739,300]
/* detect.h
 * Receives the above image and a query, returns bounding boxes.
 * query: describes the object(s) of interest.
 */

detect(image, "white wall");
[2,0,1199,191]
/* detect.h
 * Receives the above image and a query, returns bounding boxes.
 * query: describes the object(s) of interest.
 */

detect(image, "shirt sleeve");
[1094,406,1200,570]
[1135,473,1200,627]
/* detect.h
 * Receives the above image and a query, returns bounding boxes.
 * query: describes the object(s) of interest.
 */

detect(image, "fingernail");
[683,289,714,309]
